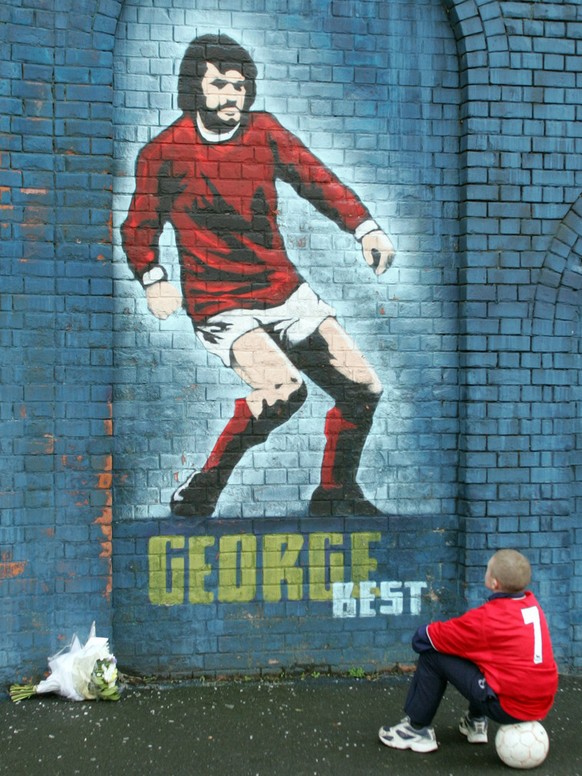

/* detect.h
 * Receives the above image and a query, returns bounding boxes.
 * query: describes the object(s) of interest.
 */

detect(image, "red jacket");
[426,591,558,720]
[121,111,371,322]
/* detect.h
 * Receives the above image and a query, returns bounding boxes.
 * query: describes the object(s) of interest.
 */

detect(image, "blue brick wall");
[452,0,582,669]
[113,514,460,676]
[1,0,582,686]
[1,0,118,682]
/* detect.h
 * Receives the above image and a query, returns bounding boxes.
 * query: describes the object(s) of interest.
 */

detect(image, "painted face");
[200,62,246,130]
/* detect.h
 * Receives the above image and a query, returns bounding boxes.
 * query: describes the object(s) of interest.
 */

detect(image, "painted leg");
[288,318,384,516]
[309,396,382,516]
[171,397,253,517]
[171,328,307,517]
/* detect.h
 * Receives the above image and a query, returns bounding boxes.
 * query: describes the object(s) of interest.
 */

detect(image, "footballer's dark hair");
[178,34,257,114]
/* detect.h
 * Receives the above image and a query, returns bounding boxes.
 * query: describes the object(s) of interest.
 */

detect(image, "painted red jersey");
[427,591,558,720]
[121,111,371,322]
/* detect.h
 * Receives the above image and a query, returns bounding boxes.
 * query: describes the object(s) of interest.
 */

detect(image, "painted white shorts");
[195,283,336,366]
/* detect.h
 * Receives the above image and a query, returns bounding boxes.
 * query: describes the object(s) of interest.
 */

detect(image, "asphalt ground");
[1,674,581,775]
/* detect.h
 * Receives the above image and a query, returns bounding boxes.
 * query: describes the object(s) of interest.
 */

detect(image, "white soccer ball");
[495,721,549,769]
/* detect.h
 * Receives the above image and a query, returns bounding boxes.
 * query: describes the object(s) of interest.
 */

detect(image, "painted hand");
[145,281,183,319]
[361,230,395,276]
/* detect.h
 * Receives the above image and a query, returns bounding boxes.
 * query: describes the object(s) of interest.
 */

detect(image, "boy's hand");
[361,230,395,276]
[146,281,183,319]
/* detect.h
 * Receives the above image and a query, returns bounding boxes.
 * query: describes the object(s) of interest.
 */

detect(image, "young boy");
[379,549,558,753]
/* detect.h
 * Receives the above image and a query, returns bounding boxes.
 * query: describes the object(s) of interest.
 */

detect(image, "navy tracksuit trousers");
[404,649,524,728]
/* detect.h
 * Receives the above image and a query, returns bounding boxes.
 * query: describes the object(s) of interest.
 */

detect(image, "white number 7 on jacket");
[522,606,543,664]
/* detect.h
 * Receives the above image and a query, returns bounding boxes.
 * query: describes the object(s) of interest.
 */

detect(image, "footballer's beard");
[197,105,246,134]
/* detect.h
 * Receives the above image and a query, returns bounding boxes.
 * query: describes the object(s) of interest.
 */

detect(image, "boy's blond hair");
[489,549,531,593]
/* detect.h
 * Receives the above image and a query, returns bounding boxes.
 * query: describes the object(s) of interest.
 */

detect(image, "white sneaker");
[379,717,438,753]
[459,713,488,744]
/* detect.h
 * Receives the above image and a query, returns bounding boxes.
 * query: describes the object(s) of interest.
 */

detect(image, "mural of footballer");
[121,34,395,518]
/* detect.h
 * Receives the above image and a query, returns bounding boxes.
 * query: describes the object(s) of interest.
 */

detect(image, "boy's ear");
[490,576,500,590]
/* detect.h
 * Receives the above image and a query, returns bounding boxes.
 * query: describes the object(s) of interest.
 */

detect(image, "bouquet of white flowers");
[10,622,121,703]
